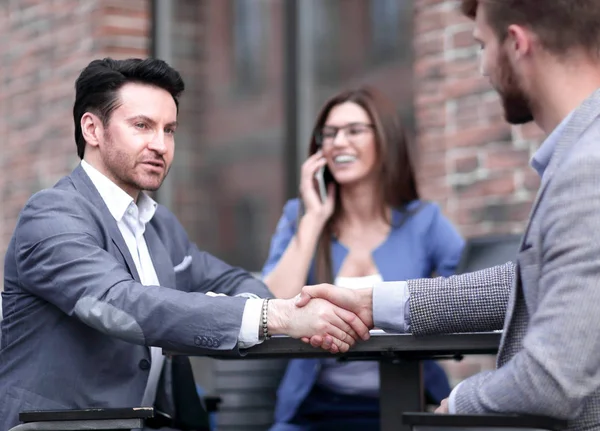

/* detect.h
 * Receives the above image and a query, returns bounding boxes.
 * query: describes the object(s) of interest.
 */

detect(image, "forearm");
[263,215,325,299]
[453,347,587,420]
[265,299,292,335]
[116,285,248,351]
[66,275,248,351]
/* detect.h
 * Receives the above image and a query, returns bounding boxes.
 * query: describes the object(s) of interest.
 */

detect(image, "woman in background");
[263,86,465,431]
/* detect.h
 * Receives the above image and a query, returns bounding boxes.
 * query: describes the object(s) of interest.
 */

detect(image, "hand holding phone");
[314,165,328,204]
[300,152,335,221]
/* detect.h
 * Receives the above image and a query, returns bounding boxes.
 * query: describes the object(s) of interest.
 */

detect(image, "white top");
[316,273,383,397]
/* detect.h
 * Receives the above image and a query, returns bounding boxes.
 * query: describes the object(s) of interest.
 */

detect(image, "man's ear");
[81,112,104,149]
[506,24,533,60]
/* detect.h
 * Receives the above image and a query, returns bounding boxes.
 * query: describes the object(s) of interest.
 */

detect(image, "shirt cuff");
[237,298,264,349]
[235,292,261,299]
[448,381,465,413]
[373,281,410,333]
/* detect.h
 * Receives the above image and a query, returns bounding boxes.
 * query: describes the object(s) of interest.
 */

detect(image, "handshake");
[266,284,375,353]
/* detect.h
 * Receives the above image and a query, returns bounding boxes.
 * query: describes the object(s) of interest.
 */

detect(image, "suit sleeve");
[454,154,600,419]
[14,189,248,351]
[407,262,513,335]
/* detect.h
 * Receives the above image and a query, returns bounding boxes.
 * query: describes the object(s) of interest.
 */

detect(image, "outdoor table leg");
[379,359,423,431]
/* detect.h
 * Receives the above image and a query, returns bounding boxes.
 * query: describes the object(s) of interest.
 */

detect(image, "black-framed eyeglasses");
[315,122,374,147]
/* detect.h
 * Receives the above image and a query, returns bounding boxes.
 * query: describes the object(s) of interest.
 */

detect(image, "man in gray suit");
[296,1,600,429]
[0,58,369,430]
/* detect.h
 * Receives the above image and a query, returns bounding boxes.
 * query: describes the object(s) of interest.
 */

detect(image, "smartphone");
[314,165,328,203]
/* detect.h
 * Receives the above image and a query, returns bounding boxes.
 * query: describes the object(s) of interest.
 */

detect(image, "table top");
[165,331,501,360]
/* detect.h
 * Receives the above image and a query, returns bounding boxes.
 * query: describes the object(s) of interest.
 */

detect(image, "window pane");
[156,0,286,272]
[308,0,415,129]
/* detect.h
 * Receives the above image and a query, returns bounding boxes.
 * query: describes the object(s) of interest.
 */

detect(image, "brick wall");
[413,0,545,383]
[1,0,546,397]
[414,0,544,235]
[0,0,150,285]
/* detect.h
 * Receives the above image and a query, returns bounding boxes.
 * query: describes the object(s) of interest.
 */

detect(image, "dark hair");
[307,86,419,283]
[461,0,600,56]
[73,58,185,158]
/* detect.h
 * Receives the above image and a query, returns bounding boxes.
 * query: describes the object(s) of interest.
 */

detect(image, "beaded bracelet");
[261,298,271,340]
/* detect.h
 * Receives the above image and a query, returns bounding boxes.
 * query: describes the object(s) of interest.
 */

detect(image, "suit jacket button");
[139,359,151,370]
[213,339,220,348]
[194,336,202,346]
[206,339,214,347]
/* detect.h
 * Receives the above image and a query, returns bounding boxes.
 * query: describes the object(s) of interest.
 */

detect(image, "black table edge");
[164,332,501,360]
[402,412,568,430]
[19,407,155,422]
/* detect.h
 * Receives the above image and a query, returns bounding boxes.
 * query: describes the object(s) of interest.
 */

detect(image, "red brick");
[452,204,484,225]
[514,122,546,141]
[419,152,448,179]
[455,174,516,198]
[419,106,446,129]
[454,97,483,128]
[485,147,531,171]
[415,8,447,35]
[417,130,449,153]
[451,28,476,49]
[419,177,451,202]
[452,154,479,173]
[521,170,542,192]
[0,0,150,283]
[445,10,475,28]
[416,91,446,108]
[446,123,512,149]
[483,96,506,123]
[415,33,445,58]
[443,75,491,98]
[415,0,451,12]
[415,55,445,80]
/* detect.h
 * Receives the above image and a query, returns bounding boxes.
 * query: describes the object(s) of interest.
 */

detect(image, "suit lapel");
[144,223,176,289]
[70,165,141,283]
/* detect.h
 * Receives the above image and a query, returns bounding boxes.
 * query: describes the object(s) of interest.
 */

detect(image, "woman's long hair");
[306,86,420,283]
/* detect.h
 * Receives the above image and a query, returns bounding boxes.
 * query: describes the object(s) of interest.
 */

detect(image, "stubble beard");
[496,48,535,125]
[102,131,167,194]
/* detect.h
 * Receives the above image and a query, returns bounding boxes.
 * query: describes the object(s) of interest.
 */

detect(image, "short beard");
[101,129,164,194]
[497,49,534,125]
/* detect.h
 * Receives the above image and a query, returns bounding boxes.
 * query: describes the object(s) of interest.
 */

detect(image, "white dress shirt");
[81,160,263,405]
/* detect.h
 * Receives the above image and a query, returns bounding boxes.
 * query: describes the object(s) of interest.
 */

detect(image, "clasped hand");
[286,283,375,352]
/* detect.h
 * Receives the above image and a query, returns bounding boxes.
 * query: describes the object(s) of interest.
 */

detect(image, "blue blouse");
[262,198,465,424]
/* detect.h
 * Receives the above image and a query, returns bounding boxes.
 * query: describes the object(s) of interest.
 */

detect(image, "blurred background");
[0,0,548,429]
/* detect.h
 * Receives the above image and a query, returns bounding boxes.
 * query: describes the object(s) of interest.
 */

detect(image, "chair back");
[457,234,522,274]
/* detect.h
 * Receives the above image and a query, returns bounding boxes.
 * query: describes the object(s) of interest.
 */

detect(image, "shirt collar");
[81,160,157,223]
[530,112,573,178]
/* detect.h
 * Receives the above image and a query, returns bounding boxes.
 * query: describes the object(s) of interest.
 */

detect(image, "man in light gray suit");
[0,58,369,430]
[296,0,600,429]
